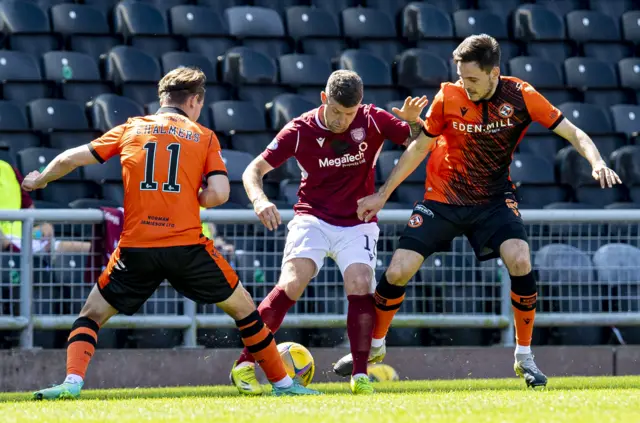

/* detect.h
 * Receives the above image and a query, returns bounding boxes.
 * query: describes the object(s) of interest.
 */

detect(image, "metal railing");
[1,208,640,348]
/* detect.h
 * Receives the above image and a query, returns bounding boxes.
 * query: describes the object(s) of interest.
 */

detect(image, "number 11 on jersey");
[140,141,181,192]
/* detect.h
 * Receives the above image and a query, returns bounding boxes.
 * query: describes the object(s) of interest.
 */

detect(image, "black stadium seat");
[611,145,640,202]
[170,5,235,60]
[286,6,345,60]
[397,49,449,89]
[105,46,162,106]
[268,94,315,131]
[622,11,640,44]
[51,4,121,62]
[253,0,306,17]
[341,7,402,63]
[513,5,573,62]
[0,101,40,153]
[610,105,640,138]
[0,0,59,57]
[89,94,145,132]
[0,50,50,102]
[510,153,566,208]
[225,6,291,60]
[42,51,111,103]
[278,54,332,103]
[590,0,639,21]
[160,51,229,103]
[338,49,397,106]
[564,58,627,107]
[220,149,256,206]
[27,99,99,150]
[211,100,271,156]
[509,56,564,89]
[221,47,280,108]
[453,10,507,40]
[136,0,190,15]
[114,1,178,58]
[403,3,457,61]
[618,58,640,91]
[566,10,632,64]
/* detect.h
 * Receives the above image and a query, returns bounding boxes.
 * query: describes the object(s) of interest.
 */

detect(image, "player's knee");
[506,253,531,276]
[345,273,372,295]
[79,299,112,326]
[385,263,411,287]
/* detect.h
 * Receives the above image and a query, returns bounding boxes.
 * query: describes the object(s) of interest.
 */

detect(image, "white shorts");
[282,215,380,289]
[9,238,60,254]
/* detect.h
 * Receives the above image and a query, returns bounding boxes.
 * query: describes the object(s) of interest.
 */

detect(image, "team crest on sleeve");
[267,138,279,150]
[350,127,366,142]
[499,103,514,118]
[408,213,423,228]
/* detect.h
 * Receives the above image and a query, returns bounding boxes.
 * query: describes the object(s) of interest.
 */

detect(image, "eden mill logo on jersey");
[319,142,368,168]
[452,119,514,133]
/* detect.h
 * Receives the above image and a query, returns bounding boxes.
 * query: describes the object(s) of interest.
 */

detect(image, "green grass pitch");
[1,377,640,423]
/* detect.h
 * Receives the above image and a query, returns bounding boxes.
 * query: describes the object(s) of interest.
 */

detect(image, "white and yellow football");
[277,342,315,387]
[367,363,400,382]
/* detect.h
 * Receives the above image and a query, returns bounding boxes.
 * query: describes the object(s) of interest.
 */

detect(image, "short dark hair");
[452,34,501,73]
[325,70,363,108]
[158,66,206,105]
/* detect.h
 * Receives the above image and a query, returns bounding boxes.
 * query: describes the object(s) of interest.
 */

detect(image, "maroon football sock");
[347,294,375,376]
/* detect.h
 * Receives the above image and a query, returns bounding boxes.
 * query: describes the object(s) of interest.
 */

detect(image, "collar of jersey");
[156,106,189,117]
[471,77,504,105]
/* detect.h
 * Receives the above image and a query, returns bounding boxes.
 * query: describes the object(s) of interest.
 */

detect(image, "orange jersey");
[422,76,564,205]
[89,107,227,248]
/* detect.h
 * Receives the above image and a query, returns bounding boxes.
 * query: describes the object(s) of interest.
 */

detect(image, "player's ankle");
[64,374,83,384]
[371,338,385,348]
[272,375,293,388]
[514,345,532,356]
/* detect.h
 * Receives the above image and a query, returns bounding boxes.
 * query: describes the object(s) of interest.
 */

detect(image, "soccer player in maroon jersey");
[334,34,621,388]
[229,70,429,395]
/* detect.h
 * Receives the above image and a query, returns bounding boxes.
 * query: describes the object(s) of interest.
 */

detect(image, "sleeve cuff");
[422,126,439,138]
[548,114,565,130]
[205,170,228,179]
[88,144,105,164]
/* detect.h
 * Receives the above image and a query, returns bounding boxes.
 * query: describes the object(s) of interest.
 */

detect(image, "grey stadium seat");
[170,5,235,60]
[106,46,162,106]
[0,101,40,153]
[114,1,178,58]
[0,0,59,57]
[225,6,291,60]
[339,49,397,106]
[221,47,279,108]
[341,7,402,63]
[564,58,627,108]
[403,3,457,61]
[89,94,145,133]
[397,49,449,89]
[27,99,99,150]
[286,6,344,60]
[278,54,332,103]
[508,56,564,89]
[511,153,566,209]
[0,50,50,102]
[268,94,315,131]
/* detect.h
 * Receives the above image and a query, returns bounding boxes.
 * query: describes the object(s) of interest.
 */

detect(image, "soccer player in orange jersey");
[334,34,621,388]
[22,67,320,399]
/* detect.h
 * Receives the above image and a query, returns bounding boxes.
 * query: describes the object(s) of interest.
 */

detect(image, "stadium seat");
[566,10,631,64]
[535,0,585,18]
[618,58,640,93]
[397,49,449,89]
[89,94,145,132]
[510,153,566,209]
[610,145,640,202]
[534,243,602,345]
[556,146,623,206]
[225,6,291,60]
[557,102,613,135]
[610,105,640,139]
[513,5,573,62]
[0,101,40,153]
[341,7,402,64]
[210,100,271,156]
[83,157,122,185]
[378,151,426,205]
[0,50,50,102]
[170,6,236,60]
[42,51,111,103]
[366,0,412,21]
[593,243,640,313]
[286,6,345,60]
[51,4,121,62]
[196,0,245,11]
[220,149,256,206]
[252,0,306,17]
[622,11,640,44]
[590,0,639,22]
[403,3,457,61]
[278,54,332,103]
[17,147,96,204]
[453,10,507,40]
[0,0,59,57]
[221,47,279,108]
[105,46,162,106]
[82,0,119,17]
[267,93,315,131]
[477,0,523,25]
[160,51,229,104]
[27,99,99,150]
[508,56,564,89]
[338,49,396,106]
[136,0,190,15]
[309,0,358,22]
[114,1,178,58]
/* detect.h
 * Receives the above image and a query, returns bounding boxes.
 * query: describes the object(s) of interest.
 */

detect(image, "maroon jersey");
[262,104,410,226]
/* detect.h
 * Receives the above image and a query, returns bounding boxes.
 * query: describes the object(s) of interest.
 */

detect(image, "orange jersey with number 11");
[89,108,227,248]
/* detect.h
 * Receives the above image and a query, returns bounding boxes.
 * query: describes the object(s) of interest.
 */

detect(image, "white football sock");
[64,374,83,384]
[352,373,368,380]
[371,338,384,348]
[515,345,532,355]
[235,361,254,370]
[273,375,293,388]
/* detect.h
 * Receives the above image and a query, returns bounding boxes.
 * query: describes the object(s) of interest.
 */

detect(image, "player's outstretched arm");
[21,145,99,192]
[553,119,622,188]
[242,156,281,231]
[199,174,230,208]
[357,132,436,222]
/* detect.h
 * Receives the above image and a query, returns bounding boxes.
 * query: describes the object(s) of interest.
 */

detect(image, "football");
[368,364,400,382]
[277,342,315,386]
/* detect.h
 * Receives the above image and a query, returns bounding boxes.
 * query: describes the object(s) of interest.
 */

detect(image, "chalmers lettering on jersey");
[134,124,201,142]
[424,77,564,205]
[261,104,411,226]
